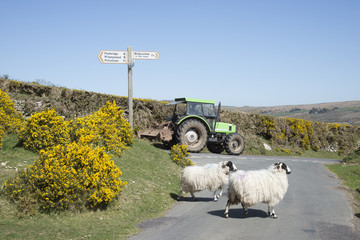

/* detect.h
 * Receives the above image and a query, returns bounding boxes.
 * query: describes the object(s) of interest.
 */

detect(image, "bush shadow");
[152,143,167,150]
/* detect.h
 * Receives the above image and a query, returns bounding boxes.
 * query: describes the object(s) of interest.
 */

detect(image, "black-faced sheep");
[224,162,291,219]
[178,161,237,201]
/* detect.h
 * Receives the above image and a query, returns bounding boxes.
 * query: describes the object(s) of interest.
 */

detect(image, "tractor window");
[187,102,203,115]
[174,103,186,116]
[202,103,216,117]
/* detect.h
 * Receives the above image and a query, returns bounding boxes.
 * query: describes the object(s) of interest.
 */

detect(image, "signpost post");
[98,47,159,129]
[127,46,134,130]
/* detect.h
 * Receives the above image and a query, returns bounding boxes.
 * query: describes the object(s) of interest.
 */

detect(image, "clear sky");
[1,0,359,107]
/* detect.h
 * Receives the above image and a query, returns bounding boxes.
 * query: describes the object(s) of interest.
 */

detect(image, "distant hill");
[224,101,360,126]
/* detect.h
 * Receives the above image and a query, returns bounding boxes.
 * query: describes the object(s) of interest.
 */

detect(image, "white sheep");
[224,162,291,219]
[178,161,237,201]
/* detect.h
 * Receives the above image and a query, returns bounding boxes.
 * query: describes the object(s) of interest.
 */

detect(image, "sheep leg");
[242,203,249,217]
[213,189,223,201]
[268,205,277,219]
[224,199,231,218]
[190,191,196,200]
[178,189,182,200]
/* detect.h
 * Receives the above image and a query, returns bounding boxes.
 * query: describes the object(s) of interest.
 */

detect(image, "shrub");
[280,148,292,154]
[0,126,4,148]
[70,101,134,156]
[343,147,360,164]
[0,89,24,147]
[3,137,127,213]
[170,144,194,167]
[17,109,70,152]
[259,115,277,139]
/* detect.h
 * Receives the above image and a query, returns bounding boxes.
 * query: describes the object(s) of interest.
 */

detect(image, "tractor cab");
[169,98,217,131]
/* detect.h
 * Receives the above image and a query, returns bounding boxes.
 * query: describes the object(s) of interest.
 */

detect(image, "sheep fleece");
[180,164,228,193]
[228,169,289,207]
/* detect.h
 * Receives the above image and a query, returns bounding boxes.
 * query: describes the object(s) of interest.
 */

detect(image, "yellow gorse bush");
[4,101,133,214]
[170,144,194,167]
[70,101,134,156]
[257,115,360,155]
[17,109,70,152]
[0,126,4,148]
[0,89,23,147]
[3,137,127,212]
[16,101,133,155]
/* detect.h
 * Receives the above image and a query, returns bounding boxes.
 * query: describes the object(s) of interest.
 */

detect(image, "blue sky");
[1,0,359,107]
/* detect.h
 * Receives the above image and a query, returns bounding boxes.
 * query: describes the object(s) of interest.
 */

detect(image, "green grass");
[327,164,360,193]
[298,150,342,159]
[336,107,360,112]
[327,162,360,217]
[0,134,38,185]
[0,135,182,240]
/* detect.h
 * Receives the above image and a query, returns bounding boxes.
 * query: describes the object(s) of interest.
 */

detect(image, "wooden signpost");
[98,47,159,129]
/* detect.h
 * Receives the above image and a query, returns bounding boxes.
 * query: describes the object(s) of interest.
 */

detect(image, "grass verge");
[0,135,181,240]
[326,158,360,225]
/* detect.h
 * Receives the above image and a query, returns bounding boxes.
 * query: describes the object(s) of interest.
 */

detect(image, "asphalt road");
[128,154,360,240]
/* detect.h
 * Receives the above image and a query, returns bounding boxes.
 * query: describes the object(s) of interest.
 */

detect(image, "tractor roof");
[174,98,215,104]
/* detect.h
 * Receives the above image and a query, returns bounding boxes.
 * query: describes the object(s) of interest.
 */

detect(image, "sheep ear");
[222,161,228,168]
[274,162,281,170]
[276,162,288,172]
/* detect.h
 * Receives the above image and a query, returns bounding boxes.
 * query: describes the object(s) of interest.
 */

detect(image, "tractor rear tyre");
[176,119,208,153]
[224,133,245,155]
[207,142,224,154]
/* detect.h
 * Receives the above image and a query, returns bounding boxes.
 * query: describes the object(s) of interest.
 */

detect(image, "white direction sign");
[133,51,159,60]
[98,50,127,64]
[98,47,159,129]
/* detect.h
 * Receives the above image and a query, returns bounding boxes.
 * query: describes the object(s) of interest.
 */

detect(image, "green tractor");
[138,98,245,155]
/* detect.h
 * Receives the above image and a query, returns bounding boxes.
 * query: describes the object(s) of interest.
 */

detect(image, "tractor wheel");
[207,142,224,154]
[176,119,208,153]
[224,133,245,155]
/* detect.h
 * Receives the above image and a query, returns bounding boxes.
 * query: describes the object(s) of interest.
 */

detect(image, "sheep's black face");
[275,162,291,174]
[226,161,237,172]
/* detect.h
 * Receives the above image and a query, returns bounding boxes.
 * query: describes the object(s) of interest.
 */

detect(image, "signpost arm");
[127,46,133,129]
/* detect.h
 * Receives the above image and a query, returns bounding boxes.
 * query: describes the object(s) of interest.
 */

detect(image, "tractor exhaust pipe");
[209,102,221,142]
